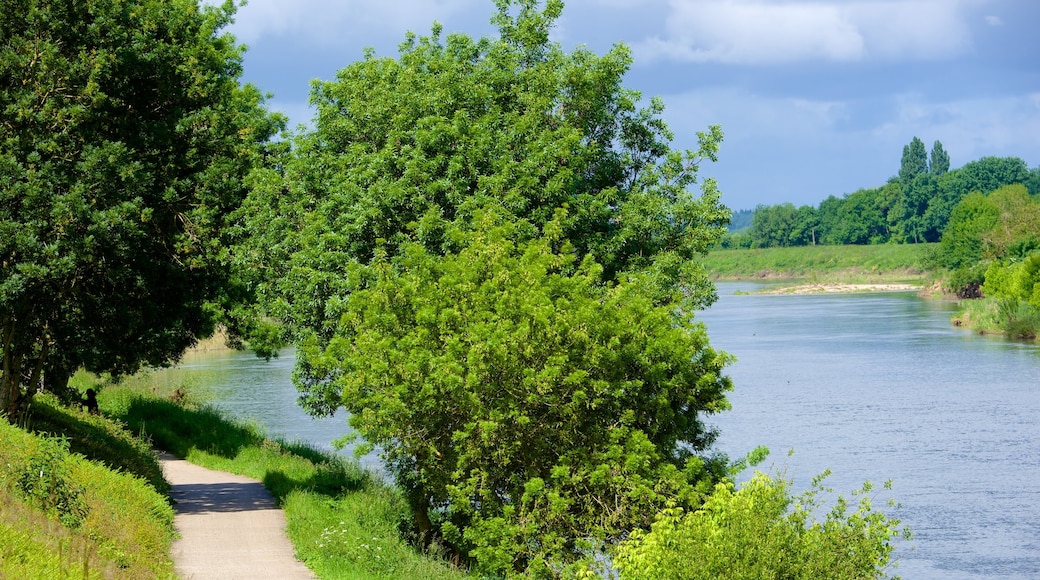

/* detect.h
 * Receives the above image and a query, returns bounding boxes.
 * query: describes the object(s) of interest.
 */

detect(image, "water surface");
[699,283,1040,579]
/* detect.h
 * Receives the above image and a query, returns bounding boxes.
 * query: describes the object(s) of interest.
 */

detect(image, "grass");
[5,370,465,578]
[953,297,1040,342]
[703,243,936,283]
[0,398,176,579]
[95,380,467,580]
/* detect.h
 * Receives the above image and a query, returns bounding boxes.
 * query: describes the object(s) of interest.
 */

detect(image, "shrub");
[612,470,909,580]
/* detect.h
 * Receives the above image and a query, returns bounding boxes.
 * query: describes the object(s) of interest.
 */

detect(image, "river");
[700,283,1040,579]
[158,283,1040,578]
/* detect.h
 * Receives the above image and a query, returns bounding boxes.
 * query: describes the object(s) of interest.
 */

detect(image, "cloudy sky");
[221,0,1039,211]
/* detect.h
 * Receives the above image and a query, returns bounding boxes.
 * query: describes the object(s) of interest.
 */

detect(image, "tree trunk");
[413,492,434,549]
[1,317,21,419]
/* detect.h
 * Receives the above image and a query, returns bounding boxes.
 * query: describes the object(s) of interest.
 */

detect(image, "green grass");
[97,381,468,580]
[703,243,936,282]
[953,297,1040,342]
[0,399,176,579]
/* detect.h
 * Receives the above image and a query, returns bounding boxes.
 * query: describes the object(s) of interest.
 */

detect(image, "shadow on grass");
[116,394,376,507]
[26,395,169,494]
[119,397,261,460]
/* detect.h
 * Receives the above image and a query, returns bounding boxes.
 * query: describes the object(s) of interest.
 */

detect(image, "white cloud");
[659,88,850,143]
[984,14,1003,26]
[635,0,975,64]
[873,93,1040,164]
[216,0,482,46]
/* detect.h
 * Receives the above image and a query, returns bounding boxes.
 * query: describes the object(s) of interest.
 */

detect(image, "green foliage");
[728,208,754,232]
[299,212,732,574]
[899,136,928,183]
[15,433,88,528]
[933,192,997,295]
[827,187,890,245]
[234,1,732,573]
[1027,166,1040,196]
[980,184,1040,260]
[898,173,939,243]
[745,135,1031,250]
[0,0,281,417]
[936,185,1040,297]
[750,203,807,247]
[235,0,728,338]
[930,140,950,176]
[974,253,1040,340]
[612,470,909,580]
[955,156,1030,197]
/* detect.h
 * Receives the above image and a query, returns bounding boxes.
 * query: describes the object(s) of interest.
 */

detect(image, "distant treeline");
[724,137,1040,249]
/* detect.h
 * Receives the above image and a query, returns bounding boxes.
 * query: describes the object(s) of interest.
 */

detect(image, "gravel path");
[159,453,315,580]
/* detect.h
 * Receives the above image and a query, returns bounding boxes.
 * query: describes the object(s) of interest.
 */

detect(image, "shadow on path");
[159,452,315,580]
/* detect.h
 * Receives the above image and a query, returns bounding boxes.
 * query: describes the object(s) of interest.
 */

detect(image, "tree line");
[726,138,1039,249]
[2,0,906,576]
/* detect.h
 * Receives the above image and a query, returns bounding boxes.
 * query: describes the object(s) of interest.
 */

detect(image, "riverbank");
[749,282,922,295]
[704,244,934,284]
[703,244,937,296]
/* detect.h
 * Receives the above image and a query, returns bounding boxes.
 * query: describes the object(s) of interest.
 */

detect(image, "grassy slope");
[0,396,176,579]
[5,374,467,579]
[702,244,936,282]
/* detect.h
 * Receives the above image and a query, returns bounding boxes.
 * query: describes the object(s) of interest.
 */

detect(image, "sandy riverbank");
[752,282,922,295]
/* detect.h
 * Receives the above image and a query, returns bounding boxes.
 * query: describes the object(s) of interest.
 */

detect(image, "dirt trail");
[159,453,315,580]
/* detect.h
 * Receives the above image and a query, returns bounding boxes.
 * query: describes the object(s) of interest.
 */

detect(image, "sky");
[217,0,1040,211]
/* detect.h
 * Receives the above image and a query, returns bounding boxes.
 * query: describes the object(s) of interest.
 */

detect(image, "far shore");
[742,282,924,295]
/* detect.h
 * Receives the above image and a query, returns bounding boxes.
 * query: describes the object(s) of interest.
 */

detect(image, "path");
[159,453,316,580]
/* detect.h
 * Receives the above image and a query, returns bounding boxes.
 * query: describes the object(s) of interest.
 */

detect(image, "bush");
[612,470,909,580]
[15,434,89,528]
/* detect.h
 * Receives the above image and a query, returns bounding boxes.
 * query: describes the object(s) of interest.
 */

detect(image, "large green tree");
[237,0,731,573]
[930,140,950,176]
[1,0,280,417]
[899,136,928,183]
[302,211,732,575]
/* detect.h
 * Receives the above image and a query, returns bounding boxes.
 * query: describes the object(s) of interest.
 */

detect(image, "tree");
[981,184,1040,260]
[304,212,732,575]
[896,173,939,243]
[1,0,280,417]
[815,194,844,244]
[956,156,1030,196]
[1027,166,1040,196]
[612,470,908,580]
[749,203,799,248]
[237,0,732,573]
[899,137,928,183]
[934,192,997,267]
[828,188,889,245]
[790,205,819,246]
[930,187,1037,297]
[930,140,950,176]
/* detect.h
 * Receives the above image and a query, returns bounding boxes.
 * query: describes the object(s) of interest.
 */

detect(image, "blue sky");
[220,0,1040,211]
